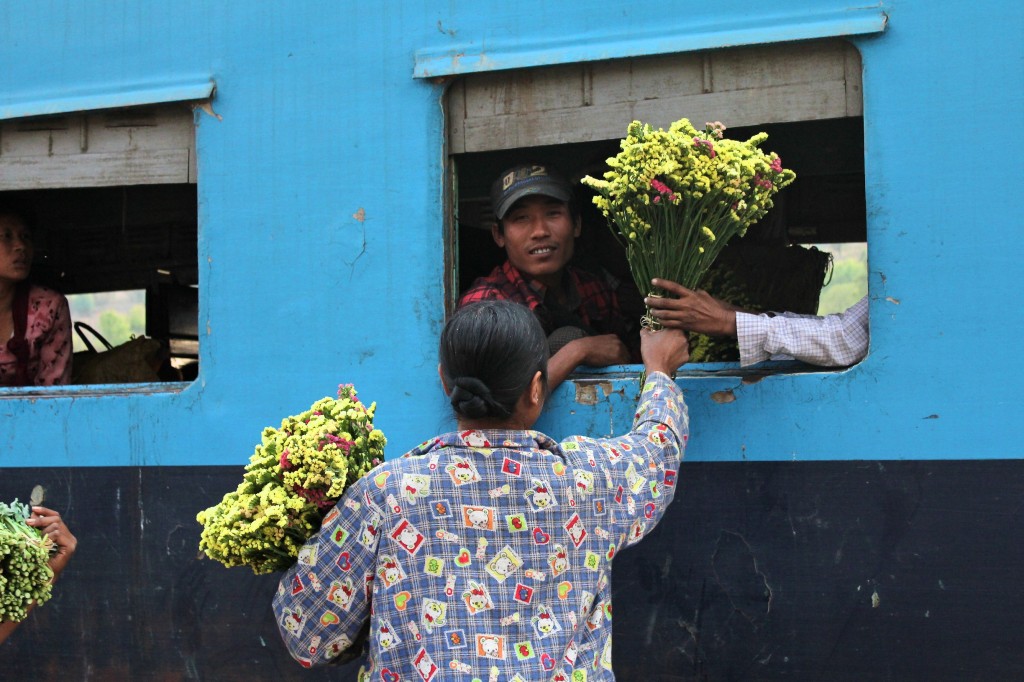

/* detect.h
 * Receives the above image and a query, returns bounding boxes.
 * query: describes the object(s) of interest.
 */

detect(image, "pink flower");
[280,449,292,470]
[318,434,355,452]
[693,138,716,157]
[653,196,660,204]
[651,179,672,194]
[770,157,783,173]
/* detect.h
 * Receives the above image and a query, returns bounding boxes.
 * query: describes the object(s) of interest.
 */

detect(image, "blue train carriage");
[1,1,1021,679]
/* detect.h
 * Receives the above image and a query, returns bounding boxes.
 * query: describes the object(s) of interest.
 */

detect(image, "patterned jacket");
[273,371,688,681]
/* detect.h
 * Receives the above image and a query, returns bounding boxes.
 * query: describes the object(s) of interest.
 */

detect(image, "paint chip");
[711,390,736,404]
[196,101,222,121]
[353,208,366,222]
[574,384,600,405]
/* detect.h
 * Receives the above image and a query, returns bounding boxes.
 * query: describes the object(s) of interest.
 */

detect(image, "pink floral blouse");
[1,284,73,387]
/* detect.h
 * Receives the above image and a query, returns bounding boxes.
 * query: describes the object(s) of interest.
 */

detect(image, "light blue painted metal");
[0,1,1021,467]
[0,78,215,120]
[414,6,888,77]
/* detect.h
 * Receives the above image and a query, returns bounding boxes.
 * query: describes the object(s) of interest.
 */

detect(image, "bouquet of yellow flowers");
[582,118,795,327]
[196,384,386,575]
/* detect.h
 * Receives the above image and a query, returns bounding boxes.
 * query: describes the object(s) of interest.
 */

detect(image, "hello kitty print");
[273,372,688,681]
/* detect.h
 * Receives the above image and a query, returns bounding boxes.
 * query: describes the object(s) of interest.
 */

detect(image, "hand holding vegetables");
[1,500,77,644]
[27,506,78,581]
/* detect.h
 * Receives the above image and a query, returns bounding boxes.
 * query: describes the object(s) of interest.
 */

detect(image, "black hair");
[0,198,37,233]
[440,300,550,420]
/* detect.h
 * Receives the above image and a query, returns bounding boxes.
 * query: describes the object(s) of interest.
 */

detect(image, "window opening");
[1,102,200,387]
[447,40,867,368]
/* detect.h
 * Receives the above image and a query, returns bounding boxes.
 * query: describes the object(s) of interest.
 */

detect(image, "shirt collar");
[501,261,581,309]
[404,428,562,457]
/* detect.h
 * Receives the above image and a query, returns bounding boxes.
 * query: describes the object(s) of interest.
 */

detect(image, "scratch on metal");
[344,208,369,271]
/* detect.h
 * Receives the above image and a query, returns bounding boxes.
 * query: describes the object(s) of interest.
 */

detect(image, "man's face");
[492,195,580,287]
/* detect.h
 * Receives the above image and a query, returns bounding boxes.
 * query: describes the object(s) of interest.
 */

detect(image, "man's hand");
[645,278,739,338]
[640,328,690,377]
[570,334,631,367]
[547,334,631,390]
[27,506,77,580]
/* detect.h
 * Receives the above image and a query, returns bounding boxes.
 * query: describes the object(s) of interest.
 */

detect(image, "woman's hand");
[26,506,77,580]
[640,327,690,377]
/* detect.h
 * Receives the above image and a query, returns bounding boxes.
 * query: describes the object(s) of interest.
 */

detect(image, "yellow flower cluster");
[582,118,796,302]
[196,384,387,575]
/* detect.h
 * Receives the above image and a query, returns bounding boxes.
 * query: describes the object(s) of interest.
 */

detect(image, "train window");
[0,103,199,387]
[446,39,867,368]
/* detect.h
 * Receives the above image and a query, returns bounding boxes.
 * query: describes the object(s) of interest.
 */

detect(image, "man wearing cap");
[459,164,632,389]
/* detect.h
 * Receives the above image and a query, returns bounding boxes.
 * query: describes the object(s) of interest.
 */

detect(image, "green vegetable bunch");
[0,499,54,622]
[582,118,796,328]
[197,384,387,575]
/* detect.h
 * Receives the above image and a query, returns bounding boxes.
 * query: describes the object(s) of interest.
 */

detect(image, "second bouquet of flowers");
[582,118,795,328]
[196,384,386,575]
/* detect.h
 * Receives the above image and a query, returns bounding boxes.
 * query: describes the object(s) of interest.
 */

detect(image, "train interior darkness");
[453,116,867,361]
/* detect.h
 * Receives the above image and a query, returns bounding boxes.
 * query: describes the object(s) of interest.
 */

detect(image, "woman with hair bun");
[274,299,691,681]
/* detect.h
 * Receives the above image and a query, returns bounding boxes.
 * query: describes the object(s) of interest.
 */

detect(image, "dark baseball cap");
[490,164,574,220]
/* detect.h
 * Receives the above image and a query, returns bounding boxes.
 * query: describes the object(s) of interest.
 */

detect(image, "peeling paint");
[195,101,221,121]
[885,296,900,305]
[711,389,736,404]
[572,381,613,405]
[352,207,366,222]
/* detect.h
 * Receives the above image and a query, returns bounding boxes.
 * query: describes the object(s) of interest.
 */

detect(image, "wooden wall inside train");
[2,1,1021,680]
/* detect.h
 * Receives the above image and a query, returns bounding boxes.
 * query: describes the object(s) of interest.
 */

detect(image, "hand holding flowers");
[582,118,795,329]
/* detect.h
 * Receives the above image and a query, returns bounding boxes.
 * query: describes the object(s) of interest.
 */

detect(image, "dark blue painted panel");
[3,462,1022,680]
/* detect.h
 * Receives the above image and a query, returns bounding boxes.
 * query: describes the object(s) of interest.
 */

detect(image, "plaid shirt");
[273,372,688,681]
[736,295,869,367]
[458,261,628,341]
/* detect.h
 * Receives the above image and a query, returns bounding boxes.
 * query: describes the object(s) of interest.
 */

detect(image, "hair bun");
[450,376,506,420]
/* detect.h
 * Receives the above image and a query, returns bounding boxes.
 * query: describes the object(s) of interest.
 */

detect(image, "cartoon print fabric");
[273,372,688,681]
